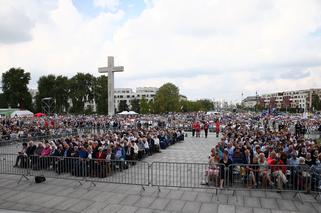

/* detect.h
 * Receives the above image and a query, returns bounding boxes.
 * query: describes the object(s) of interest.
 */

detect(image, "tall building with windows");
[114,87,158,111]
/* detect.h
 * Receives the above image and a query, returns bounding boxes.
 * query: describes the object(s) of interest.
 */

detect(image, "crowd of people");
[2,111,321,192]
[0,114,195,142]
[204,113,321,192]
[13,125,185,178]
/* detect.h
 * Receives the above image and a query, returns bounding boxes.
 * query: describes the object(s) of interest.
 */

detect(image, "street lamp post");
[255,91,258,112]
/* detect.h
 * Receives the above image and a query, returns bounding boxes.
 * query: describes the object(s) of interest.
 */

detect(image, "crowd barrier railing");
[150,162,226,194]
[1,155,320,201]
[4,154,149,189]
[0,153,30,183]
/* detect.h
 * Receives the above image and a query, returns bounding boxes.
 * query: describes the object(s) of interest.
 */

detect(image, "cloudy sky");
[1,0,321,102]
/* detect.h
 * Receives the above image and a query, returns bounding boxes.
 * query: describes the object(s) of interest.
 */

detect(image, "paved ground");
[0,132,320,213]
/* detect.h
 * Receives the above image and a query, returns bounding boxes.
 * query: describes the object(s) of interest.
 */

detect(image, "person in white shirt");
[153,135,160,153]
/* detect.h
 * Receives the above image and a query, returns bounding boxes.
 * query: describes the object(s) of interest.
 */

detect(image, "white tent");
[10,110,34,117]
[118,111,129,115]
[128,111,138,115]
[118,111,138,115]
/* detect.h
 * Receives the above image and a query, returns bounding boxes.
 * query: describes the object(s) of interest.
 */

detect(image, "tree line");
[0,68,214,114]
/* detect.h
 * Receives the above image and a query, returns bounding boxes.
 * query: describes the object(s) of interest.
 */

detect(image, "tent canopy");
[10,110,34,118]
[118,111,138,115]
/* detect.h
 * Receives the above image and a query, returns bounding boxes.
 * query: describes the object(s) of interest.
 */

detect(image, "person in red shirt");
[267,151,287,190]
[215,119,220,138]
[195,121,201,138]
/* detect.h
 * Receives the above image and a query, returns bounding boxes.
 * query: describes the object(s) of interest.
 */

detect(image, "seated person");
[14,142,28,167]
[267,151,287,190]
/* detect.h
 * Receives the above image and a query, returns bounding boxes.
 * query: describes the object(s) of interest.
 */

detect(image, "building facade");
[241,96,257,108]
[114,87,158,111]
[243,88,321,111]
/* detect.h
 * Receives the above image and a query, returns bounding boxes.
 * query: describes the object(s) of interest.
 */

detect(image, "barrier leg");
[17,174,29,184]
[87,181,96,191]
[293,192,303,204]
[139,185,146,196]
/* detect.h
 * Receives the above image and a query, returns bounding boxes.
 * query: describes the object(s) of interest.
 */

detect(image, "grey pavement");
[0,132,320,212]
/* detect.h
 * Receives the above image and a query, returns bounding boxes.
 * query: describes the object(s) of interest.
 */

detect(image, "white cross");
[98,56,124,115]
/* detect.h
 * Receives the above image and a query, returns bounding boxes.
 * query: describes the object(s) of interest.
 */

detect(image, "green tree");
[94,75,108,115]
[130,99,140,113]
[36,75,70,113]
[55,75,70,113]
[69,73,96,114]
[35,75,56,112]
[312,93,321,111]
[2,68,32,110]
[196,99,214,111]
[140,97,149,114]
[153,83,180,113]
[118,100,129,112]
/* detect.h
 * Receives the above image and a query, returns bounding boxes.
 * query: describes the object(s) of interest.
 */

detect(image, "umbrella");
[35,112,46,117]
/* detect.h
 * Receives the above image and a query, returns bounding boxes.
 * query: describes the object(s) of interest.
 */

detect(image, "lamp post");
[255,91,258,112]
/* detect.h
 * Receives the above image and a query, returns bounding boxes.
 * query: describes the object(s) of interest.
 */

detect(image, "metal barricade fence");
[1,155,320,200]
[227,164,312,194]
[0,153,29,183]
[151,162,225,190]
[310,167,321,200]
[5,154,149,187]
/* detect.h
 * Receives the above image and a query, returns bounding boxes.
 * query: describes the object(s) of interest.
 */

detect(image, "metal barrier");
[310,166,321,200]
[4,154,149,188]
[0,153,30,183]
[151,162,225,192]
[1,155,320,201]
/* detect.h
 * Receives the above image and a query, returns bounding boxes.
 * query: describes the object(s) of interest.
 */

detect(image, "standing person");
[215,118,220,138]
[195,121,201,138]
[204,121,209,138]
[192,121,197,137]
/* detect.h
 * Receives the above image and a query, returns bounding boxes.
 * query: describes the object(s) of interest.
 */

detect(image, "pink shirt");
[41,147,52,156]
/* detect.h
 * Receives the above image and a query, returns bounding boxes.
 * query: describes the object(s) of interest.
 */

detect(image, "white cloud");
[1,0,321,101]
[93,0,120,11]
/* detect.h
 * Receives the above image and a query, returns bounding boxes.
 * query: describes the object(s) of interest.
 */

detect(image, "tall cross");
[98,56,124,116]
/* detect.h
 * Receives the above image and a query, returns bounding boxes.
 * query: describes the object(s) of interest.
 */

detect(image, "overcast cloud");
[1,0,321,101]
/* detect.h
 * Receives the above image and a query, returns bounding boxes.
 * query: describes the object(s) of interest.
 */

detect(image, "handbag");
[35,175,46,183]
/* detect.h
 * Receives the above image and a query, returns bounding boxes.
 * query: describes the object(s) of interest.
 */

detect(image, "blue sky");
[72,0,145,19]
[1,0,321,101]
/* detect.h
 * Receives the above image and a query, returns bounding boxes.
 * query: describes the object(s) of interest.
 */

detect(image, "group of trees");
[0,68,32,110]
[0,68,214,114]
[0,68,108,114]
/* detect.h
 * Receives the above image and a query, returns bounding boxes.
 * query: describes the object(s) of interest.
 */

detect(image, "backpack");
[35,175,46,184]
